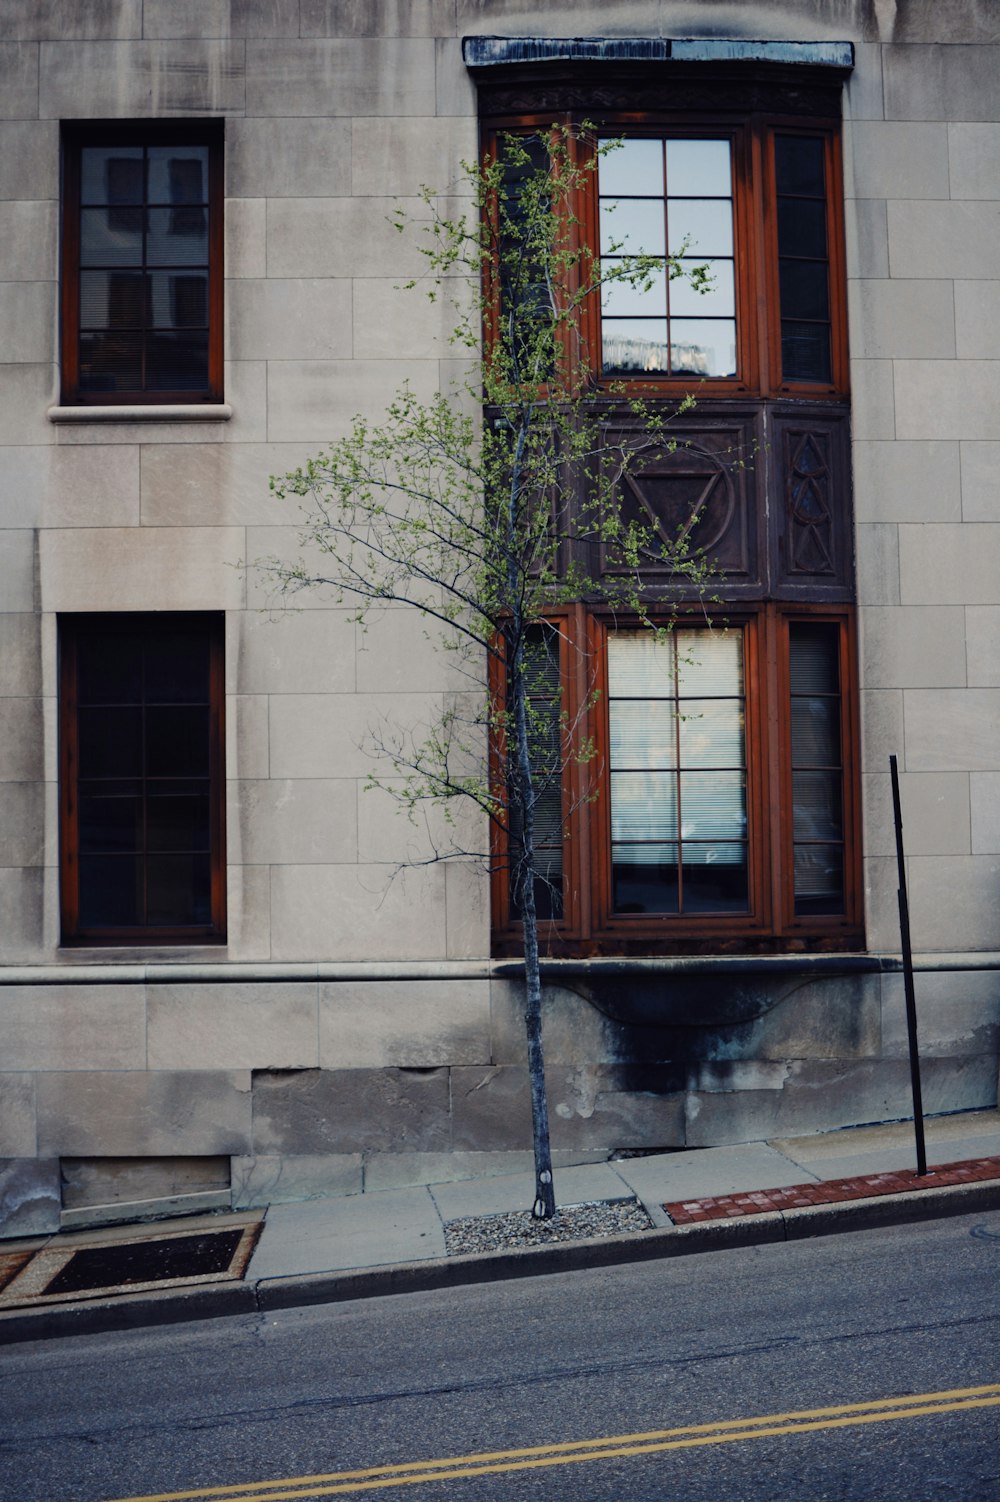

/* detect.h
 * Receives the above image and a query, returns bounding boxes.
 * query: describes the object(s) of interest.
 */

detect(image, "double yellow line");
[111,1383,1000,1502]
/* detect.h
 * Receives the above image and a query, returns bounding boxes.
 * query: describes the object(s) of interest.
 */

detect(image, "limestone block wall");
[0,0,484,967]
[841,19,1000,957]
[0,0,998,1236]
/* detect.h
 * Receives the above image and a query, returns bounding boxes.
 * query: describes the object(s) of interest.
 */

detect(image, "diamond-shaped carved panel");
[770,408,853,599]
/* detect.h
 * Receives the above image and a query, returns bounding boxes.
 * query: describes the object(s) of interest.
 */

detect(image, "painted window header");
[462,37,855,70]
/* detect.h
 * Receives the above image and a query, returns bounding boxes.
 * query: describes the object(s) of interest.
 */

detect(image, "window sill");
[47,403,232,424]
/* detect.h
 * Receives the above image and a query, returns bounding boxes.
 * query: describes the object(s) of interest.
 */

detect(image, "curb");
[0,1278,256,1347]
[2,1178,999,1347]
[779,1176,1000,1239]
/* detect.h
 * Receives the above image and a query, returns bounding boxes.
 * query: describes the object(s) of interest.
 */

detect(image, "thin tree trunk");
[521,884,556,1219]
[504,403,555,1220]
[510,655,556,1220]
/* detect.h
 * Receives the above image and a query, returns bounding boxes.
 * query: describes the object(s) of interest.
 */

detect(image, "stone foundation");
[2,961,996,1235]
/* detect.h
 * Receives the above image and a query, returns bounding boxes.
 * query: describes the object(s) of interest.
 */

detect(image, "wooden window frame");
[59,612,227,947]
[772,604,863,939]
[60,122,224,406]
[492,604,863,957]
[761,124,849,400]
[586,609,771,944]
[481,111,847,402]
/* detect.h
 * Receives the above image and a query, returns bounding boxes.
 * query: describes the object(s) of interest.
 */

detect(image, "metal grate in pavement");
[0,1217,261,1310]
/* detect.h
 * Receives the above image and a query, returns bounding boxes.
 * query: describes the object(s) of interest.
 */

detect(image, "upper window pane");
[81,147,144,206]
[80,208,143,267]
[668,199,734,257]
[599,138,664,197]
[599,197,667,257]
[774,135,826,198]
[147,146,209,205]
[665,139,731,198]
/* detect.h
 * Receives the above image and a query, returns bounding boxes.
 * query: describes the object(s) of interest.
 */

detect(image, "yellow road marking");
[107,1382,1000,1502]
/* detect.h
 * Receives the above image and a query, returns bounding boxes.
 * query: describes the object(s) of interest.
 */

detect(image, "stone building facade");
[1,0,998,1236]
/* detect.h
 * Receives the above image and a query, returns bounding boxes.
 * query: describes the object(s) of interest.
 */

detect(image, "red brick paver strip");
[663,1154,1000,1225]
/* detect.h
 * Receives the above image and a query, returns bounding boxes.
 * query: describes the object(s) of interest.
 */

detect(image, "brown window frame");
[60,121,224,406]
[772,605,863,937]
[482,112,848,401]
[59,612,227,947]
[761,124,848,400]
[491,604,862,957]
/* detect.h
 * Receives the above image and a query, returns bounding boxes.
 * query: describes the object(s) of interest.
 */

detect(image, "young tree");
[264,129,717,1219]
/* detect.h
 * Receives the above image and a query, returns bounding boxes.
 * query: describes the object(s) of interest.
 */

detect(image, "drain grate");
[43,1228,245,1295]
[0,1216,262,1311]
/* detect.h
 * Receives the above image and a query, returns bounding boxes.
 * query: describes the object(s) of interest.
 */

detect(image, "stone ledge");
[1,954,998,988]
[59,1189,232,1232]
[46,404,233,423]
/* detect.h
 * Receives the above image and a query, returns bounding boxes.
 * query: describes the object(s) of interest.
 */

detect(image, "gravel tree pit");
[444,1199,654,1256]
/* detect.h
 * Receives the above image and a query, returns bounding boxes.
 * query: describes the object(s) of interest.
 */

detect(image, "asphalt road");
[2,1210,999,1502]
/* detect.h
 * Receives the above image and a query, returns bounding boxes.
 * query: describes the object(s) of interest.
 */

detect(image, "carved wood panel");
[475,68,845,121]
[593,411,764,597]
[769,405,853,600]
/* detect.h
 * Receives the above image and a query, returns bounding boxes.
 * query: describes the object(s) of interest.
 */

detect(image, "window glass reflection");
[599,138,735,378]
[598,138,664,197]
[608,629,748,915]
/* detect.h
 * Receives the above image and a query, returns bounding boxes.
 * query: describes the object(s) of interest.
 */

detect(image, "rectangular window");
[61,124,223,404]
[59,614,226,944]
[773,133,834,385]
[599,137,737,379]
[608,628,748,916]
[788,620,846,917]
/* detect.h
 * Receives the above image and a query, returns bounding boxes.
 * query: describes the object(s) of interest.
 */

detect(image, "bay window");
[479,54,860,955]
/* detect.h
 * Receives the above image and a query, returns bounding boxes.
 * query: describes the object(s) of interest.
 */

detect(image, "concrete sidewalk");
[246,1107,1000,1275]
[3,1109,1000,1345]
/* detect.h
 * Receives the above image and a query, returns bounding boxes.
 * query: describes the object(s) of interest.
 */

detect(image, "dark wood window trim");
[773,604,863,936]
[492,604,863,957]
[482,110,847,402]
[586,609,770,943]
[59,613,226,946]
[762,124,849,400]
[60,122,224,406]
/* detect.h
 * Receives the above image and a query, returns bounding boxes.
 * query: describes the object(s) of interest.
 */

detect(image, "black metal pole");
[889,753,927,1177]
